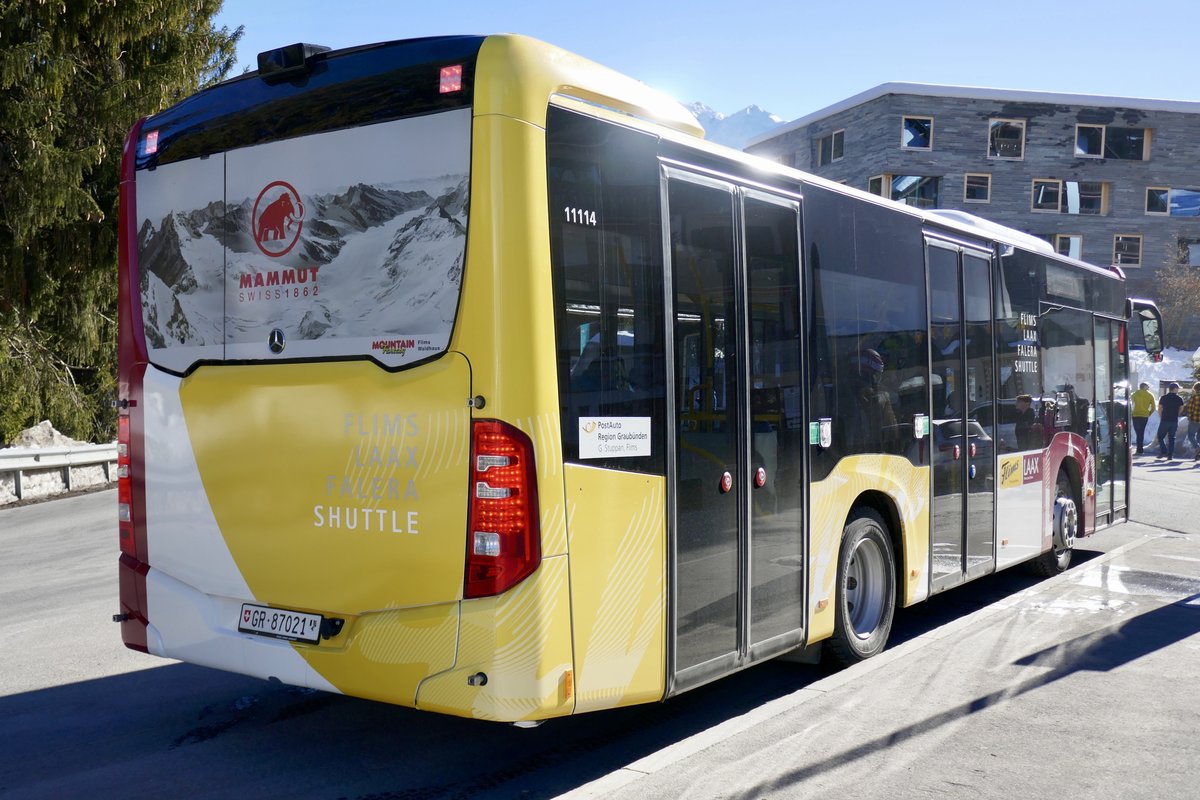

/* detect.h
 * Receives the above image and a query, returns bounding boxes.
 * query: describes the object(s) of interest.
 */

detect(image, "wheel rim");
[1054,495,1078,553]
[1053,477,1078,556]
[845,536,887,639]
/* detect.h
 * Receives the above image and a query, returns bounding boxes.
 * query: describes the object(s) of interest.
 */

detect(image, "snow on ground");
[1,422,115,505]
[1129,347,1200,451]
[5,420,88,449]
[1130,346,1200,390]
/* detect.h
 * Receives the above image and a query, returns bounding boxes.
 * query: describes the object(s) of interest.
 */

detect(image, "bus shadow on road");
[0,549,1137,800]
[889,547,1107,647]
[0,653,825,799]
[744,589,1200,797]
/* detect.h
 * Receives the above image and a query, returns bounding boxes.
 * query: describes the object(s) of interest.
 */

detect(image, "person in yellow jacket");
[1130,381,1156,455]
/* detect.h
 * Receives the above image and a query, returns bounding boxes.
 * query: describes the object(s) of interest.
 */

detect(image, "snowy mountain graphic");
[138,177,468,353]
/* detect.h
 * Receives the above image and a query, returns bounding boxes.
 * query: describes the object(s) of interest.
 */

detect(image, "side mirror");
[1128,298,1165,359]
[1141,316,1163,355]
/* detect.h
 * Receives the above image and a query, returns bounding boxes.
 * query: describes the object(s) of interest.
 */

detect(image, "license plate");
[238,603,322,644]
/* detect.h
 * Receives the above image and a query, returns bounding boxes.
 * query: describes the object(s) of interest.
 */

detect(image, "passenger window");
[547,107,666,473]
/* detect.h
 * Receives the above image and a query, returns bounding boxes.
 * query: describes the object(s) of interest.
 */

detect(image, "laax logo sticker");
[253,180,305,257]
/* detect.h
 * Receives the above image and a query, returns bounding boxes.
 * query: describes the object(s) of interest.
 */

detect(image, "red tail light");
[117,414,135,556]
[117,118,149,652]
[439,64,463,94]
[465,420,540,598]
[117,118,147,564]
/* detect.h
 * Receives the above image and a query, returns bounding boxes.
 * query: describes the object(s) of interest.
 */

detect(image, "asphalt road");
[1,457,1197,799]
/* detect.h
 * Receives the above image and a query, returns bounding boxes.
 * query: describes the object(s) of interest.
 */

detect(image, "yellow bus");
[116,34,1164,723]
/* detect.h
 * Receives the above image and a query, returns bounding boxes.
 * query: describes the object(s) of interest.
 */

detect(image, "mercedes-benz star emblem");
[268,328,286,354]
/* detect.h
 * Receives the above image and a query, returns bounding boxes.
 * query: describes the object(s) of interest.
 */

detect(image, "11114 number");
[564,206,597,227]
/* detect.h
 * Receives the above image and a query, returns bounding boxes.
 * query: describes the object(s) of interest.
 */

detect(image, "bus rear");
[116,36,556,719]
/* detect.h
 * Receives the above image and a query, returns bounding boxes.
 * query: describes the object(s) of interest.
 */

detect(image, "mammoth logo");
[252,180,305,257]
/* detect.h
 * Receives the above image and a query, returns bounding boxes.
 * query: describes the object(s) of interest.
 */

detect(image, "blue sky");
[214,1,1200,122]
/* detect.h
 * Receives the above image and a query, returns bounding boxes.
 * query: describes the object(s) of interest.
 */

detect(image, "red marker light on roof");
[144,130,159,156]
[439,64,463,94]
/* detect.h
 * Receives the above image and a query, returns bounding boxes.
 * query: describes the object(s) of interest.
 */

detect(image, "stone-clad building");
[745,83,1200,323]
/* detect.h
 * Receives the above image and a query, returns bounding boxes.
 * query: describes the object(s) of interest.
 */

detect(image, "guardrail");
[0,443,118,504]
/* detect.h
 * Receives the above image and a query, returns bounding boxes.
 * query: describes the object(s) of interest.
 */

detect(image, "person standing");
[1156,382,1185,460]
[1186,382,1200,458]
[1130,381,1156,455]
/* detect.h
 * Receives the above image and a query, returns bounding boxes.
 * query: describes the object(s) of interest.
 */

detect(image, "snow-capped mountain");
[686,103,785,150]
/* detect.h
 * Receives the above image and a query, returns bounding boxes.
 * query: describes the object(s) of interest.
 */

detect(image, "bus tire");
[826,509,896,667]
[1030,471,1077,577]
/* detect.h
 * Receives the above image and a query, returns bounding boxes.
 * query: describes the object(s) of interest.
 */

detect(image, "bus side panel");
[995,450,1045,568]
[808,455,930,643]
[415,555,575,722]
[564,464,666,713]
[456,109,567,561]
[1046,431,1094,538]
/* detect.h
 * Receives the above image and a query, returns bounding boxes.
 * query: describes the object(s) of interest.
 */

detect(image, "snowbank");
[0,421,116,505]
[1129,348,1200,453]
[1129,347,1199,391]
[6,419,89,449]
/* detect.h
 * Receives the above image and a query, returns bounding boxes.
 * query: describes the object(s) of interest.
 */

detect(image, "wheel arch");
[1058,455,1081,492]
[848,490,904,608]
[1056,455,1085,528]
[1047,432,1091,534]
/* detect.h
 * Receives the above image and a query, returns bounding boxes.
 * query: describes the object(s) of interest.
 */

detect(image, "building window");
[1074,124,1151,160]
[964,173,991,203]
[901,116,933,150]
[868,174,940,207]
[1180,238,1200,267]
[1055,234,1082,260]
[988,118,1025,159]
[1113,235,1142,267]
[1034,179,1109,215]
[1032,179,1061,212]
[1146,187,1169,214]
[891,175,938,208]
[1075,124,1105,157]
[1106,127,1150,160]
[1067,181,1108,215]
[817,130,844,166]
[1170,188,1200,216]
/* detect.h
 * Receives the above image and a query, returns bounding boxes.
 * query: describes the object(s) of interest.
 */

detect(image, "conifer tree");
[0,1,241,442]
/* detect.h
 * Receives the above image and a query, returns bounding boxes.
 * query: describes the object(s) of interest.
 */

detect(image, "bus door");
[665,171,806,691]
[928,241,996,592]
[1094,316,1127,521]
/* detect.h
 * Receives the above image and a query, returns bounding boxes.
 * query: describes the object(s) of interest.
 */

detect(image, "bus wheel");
[1031,471,1077,577]
[827,509,896,666]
